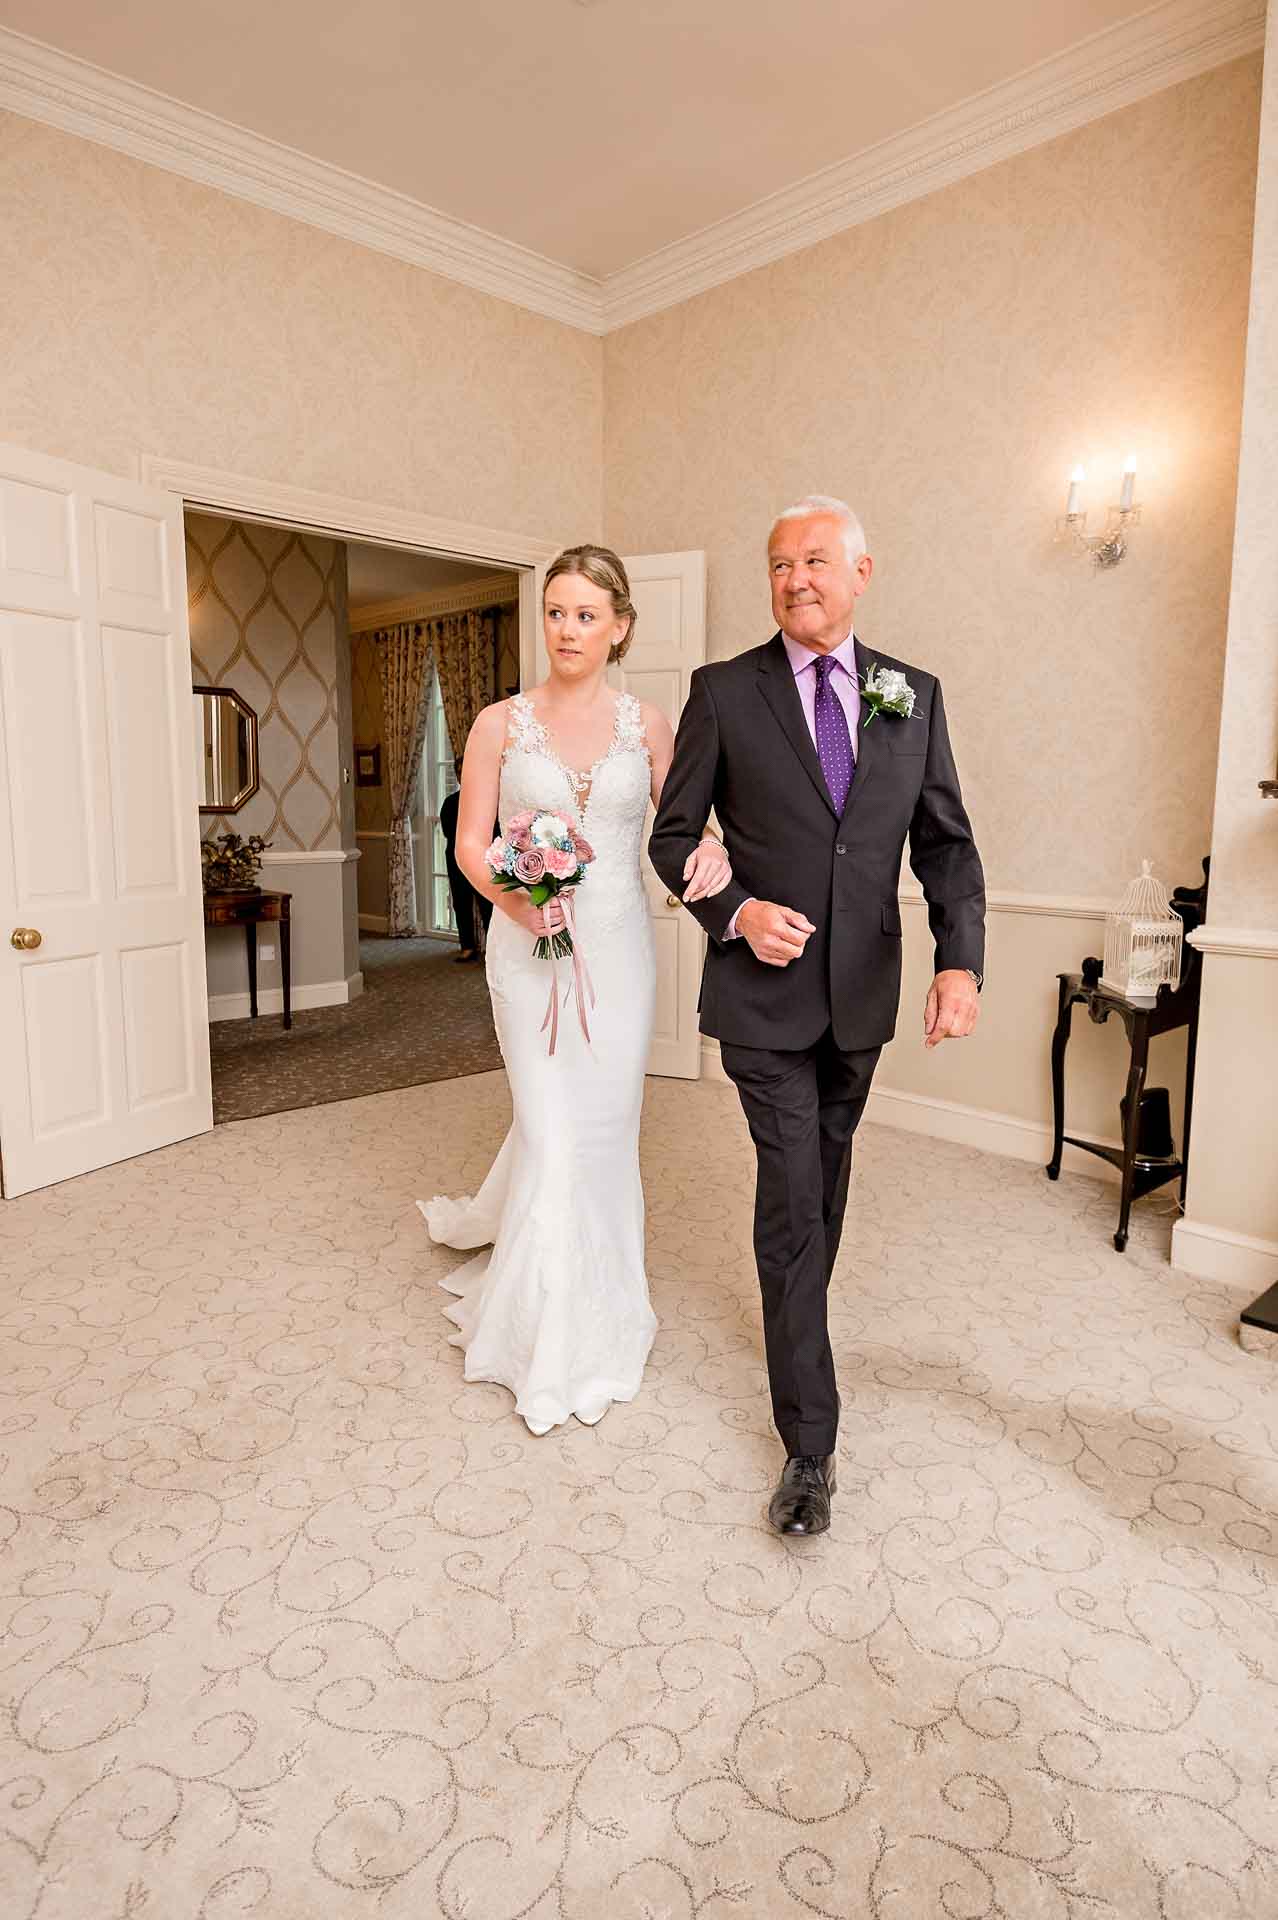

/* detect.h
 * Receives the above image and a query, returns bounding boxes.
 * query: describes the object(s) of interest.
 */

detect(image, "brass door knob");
[666,893,680,910]
[10,927,42,951]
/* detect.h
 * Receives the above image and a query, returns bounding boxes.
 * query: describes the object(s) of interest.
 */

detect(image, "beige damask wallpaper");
[187,512,346,851]
[0,112,602,540]
[604,57,1263,902]
[351,634,390,836]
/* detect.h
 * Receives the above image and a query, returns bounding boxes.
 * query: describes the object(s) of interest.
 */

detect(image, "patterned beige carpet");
[209,937,501,1124]
[1,1072,1276,1919]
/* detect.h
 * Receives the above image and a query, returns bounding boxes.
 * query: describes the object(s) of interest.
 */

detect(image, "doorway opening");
[188,507,525,1124]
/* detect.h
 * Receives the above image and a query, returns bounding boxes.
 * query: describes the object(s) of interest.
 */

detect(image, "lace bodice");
[499,691,651,936]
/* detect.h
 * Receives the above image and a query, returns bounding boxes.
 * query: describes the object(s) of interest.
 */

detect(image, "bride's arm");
[644,705,733,904]
[456,704,564,937]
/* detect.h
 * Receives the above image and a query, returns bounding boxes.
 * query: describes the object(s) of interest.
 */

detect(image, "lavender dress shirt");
[724,630,860,939]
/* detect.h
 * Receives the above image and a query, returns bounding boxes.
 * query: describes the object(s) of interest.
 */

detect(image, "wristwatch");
[965,968,983,991]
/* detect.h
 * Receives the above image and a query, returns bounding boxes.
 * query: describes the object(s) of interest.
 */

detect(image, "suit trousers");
[719,1027,881,1458]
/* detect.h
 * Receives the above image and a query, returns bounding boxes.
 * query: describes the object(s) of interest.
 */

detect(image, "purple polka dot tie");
[813,655,854,817]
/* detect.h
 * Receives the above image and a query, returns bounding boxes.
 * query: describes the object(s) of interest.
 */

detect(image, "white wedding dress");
[418,691,658,1435]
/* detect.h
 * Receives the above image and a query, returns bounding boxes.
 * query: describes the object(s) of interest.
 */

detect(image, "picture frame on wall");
[354,744,382,786]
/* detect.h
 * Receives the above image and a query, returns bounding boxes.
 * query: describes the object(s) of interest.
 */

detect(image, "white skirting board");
[1171,1218,1278,1291]
[358,913,390,934]
[699,1039,1121,1181]
[207,971,364,1023]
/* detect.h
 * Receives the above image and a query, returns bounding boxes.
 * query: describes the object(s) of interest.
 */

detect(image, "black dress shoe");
[768,1454,837,1536]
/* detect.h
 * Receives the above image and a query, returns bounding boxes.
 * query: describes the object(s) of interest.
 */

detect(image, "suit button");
[835,843,847,855]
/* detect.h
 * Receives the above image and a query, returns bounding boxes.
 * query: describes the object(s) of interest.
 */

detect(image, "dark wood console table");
[1045,862,1207,1253]
[203,889,292,1029]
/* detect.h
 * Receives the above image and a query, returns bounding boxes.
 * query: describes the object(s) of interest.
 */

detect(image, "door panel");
[1,613,96,907]
[0,441,212,1198]
[102,625,181,895]
[615,550,707,1080]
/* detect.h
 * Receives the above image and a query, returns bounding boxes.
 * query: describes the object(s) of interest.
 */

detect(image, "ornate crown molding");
[602,0,1266,329]
[348,572,520,634]
[1,0,1263,337]
[0,25,602,333]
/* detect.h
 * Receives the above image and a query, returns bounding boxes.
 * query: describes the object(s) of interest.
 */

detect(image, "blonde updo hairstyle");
[543,544,637,664]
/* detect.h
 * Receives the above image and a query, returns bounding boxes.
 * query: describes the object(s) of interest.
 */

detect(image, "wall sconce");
[1057,457,1140,567]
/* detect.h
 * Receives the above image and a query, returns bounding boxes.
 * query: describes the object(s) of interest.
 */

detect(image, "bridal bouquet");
[485,810,597,1053]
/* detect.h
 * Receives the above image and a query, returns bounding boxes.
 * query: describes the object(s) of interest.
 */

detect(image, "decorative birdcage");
[1102,860,1183,1003]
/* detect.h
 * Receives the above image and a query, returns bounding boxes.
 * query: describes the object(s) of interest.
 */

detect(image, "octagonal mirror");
[194,685,259,814]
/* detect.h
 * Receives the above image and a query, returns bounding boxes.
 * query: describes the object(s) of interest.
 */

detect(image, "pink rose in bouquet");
[486,807,594,960]
[484,804,597,1054]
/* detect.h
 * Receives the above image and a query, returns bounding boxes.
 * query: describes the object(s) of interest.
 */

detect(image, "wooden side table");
[203,888,292,1029]
[1045,862,1207,1252]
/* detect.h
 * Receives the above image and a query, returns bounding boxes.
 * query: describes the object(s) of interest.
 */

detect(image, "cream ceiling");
[0,0,1220,274]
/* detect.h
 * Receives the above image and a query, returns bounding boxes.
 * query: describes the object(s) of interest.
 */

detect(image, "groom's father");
[650,495,985,1536]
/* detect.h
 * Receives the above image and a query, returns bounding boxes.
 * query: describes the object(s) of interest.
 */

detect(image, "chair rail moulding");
[257,848,361,864]
[1186,924,1278,958]
[898,885,1111,919]
[349,572,521,635]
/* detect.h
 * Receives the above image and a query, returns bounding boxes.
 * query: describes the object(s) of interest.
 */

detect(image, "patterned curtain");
[431,609,496,768]
[375,620,434,937]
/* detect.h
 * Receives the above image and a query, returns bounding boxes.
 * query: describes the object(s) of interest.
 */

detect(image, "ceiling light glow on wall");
[1057,456,1141,568]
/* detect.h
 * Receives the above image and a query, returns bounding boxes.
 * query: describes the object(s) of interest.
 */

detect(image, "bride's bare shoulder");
[638,700,673,750]
[463,701,513,759]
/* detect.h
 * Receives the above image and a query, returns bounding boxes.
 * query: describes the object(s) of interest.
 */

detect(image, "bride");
[419,546,731,1435]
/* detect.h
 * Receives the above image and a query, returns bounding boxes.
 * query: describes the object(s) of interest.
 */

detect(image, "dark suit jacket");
[648,634,985,1052]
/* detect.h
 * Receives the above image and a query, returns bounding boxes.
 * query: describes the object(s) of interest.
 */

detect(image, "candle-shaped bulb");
[1119,455,1137,511]
[1066,466,1084,517]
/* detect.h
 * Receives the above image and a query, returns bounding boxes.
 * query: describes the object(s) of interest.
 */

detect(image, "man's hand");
[738,899,815,968]
[924,969,980,1048]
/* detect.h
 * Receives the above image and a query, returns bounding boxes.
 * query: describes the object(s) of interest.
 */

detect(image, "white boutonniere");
[859,662,916,724]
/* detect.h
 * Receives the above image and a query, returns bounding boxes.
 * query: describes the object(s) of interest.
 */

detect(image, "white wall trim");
[355,829,390,840]
[258,847,360,865]
[1187,923,1278,957]
[349,572,521,634]
[207,969,364,1023]
[602,0,1267,326]
[358,912,390,934]
[141,457,562,571]
[3,2,1263,335]
[699,1041,1125,1180]
[900,885,1109,920]
[0,26,602,334]
[1172,1216,1278,1288]
[698,1044,1128,1175]
[863,1084,1121,1182]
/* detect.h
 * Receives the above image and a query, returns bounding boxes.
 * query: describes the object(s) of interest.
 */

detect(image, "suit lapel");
[756,633,837,818]
[839,637,883,828]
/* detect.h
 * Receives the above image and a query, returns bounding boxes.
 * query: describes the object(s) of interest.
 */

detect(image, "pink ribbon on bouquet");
[539,891,596,1056]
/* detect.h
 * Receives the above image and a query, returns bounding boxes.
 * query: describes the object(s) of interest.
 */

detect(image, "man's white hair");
[771,494,867,564]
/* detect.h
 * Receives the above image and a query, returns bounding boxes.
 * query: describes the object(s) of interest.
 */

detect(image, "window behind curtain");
[416,669,459,937]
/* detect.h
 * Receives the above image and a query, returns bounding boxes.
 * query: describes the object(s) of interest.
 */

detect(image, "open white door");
[0,441,212,1198]
[613,550,706,1080]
